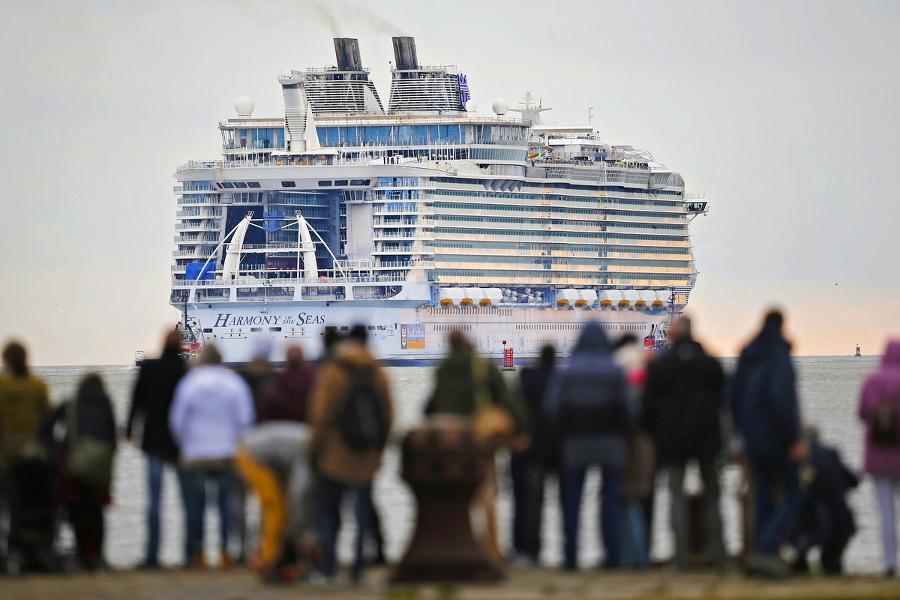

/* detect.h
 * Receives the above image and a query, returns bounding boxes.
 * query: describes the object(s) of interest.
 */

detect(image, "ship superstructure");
[171,37,708,364]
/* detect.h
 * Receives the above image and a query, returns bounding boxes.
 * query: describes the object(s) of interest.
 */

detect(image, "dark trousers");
[360,488,385,564]
[750,457,802,555]
[666,456,727,570]
[560,466,622,570]
[510,453,545,562]
[67,502,104,568]
[316,475,370,582]
[180,466,237,563]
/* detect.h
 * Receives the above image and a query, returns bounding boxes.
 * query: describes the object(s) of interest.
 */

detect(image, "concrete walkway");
[3,567,900,600]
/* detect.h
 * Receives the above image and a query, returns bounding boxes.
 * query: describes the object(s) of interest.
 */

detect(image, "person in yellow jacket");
[235,422,315,582]
[0,340,51,557]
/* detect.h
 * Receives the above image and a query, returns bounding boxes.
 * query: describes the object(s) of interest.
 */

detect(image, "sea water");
[33,355,884,573]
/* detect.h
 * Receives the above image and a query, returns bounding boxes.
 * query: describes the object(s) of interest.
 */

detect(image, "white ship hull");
[186,299,669,365]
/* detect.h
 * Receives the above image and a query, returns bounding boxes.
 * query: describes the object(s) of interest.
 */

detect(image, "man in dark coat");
[545,322,633,570]
[731,310,806,567]
[510,344,556,565]
[126,330,186,568]
[642,317,727,571]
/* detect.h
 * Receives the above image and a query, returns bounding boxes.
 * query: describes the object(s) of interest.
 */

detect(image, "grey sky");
[1,0,898,364]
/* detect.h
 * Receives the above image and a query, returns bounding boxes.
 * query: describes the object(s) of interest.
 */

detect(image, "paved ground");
[3,567,900,600]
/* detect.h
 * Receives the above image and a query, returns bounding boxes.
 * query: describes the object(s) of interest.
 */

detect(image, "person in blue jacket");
[731,310,807,571]
[545,322,633,570]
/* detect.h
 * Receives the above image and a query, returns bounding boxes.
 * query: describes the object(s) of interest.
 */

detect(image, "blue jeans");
[560,466,622,570]
[751,458,803,555]
[316,475,370,582]
[619,499,649,568]
[180,465,237,562]
[144,455,184,566]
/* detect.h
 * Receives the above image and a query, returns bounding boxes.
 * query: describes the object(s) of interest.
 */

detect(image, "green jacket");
[425,348,526,433]
[0,373,50,469]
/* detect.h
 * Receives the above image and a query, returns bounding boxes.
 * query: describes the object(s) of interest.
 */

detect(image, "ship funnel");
[392,36,419,70]
[334,38,363,72]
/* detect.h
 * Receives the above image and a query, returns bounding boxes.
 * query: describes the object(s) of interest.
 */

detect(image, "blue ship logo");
[262,210,287,232]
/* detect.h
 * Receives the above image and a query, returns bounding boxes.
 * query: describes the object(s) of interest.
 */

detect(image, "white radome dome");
[492,98,509,115]
[235,96,255,117]
[464,99,478,113]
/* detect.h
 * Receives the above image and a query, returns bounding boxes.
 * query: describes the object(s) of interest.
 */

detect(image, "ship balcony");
[373,242,434,253]
[176,208,223,218]
[174,235,218,244]
[604,265,694,275]
[372,232,433,241]
[371,204,428,215]
[604,251,693,261]
[373,218,434,227]
[375,258,434,269]
[599,215,686,225]
[177,194,221,205]
[175,222,218,232]
[603,238,691,248]
[173,249,216,258]
[600,224,687,236]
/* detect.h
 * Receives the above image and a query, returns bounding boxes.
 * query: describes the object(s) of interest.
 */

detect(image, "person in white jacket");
[170,345,255,568]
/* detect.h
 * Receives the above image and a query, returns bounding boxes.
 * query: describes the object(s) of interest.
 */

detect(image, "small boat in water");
[134,350,146,366]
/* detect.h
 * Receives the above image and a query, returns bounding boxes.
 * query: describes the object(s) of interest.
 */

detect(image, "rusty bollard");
[389,420,505,583]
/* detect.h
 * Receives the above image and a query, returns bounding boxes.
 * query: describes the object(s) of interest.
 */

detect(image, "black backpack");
[871,389,900,447]
[337,364,389,451]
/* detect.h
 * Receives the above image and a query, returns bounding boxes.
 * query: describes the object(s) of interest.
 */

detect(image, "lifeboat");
[620,290,642,310]
[598,289,622,310]
[481,288,503,307]
[652,290,668,310]
[462,287,484,307]
[576,289,597,308]
[556,289,580,308]
[439,288,465,307]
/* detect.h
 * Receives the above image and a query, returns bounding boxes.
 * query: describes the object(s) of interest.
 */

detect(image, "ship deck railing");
[171,273,412,288]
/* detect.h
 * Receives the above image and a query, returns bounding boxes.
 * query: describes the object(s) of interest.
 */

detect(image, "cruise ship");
[170,37,708,364]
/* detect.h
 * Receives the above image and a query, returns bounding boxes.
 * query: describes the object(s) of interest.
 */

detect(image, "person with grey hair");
[170,345,255,568]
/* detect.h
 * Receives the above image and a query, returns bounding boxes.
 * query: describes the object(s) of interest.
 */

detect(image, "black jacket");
[126,348,185,462]
[642,337,725,462]
[730,325,801,461]
[793,440,858,550]
[518,364,555,465]
[40,386,118,501]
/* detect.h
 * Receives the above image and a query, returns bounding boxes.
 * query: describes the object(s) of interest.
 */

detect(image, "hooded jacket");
[544,322,633,470]
[309,342,392,486]
[858,340,900,475]
[425,345,525,432]
[127,346,185,462]
[169,365,255,462]
[642,335,725,463]
[730,323,801,461]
